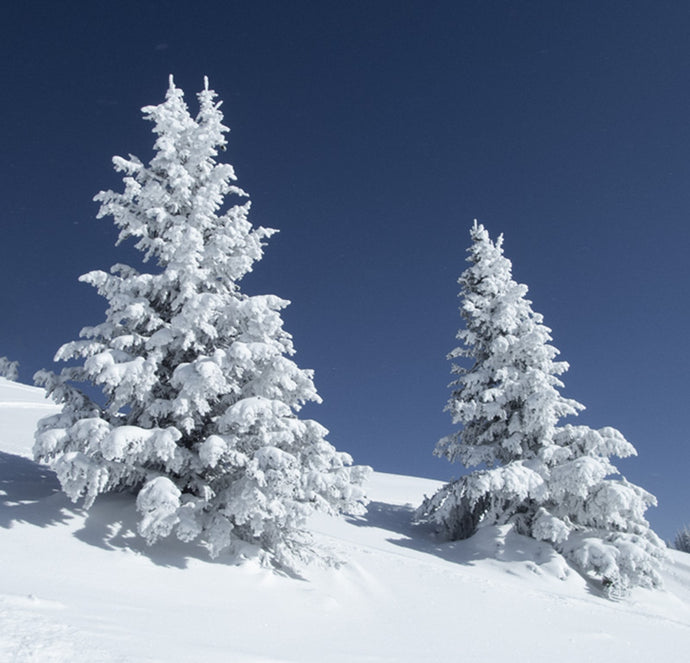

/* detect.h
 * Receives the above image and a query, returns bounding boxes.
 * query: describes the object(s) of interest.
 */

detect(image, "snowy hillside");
[1,377,690,662]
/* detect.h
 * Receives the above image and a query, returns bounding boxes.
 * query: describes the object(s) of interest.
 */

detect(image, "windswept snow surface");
[1,378,690,662]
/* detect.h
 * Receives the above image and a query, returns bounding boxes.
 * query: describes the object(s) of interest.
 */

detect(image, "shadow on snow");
[350,499,580,587]
[2,454,591,589]
[0,450,257,571]
[0,451,75,529]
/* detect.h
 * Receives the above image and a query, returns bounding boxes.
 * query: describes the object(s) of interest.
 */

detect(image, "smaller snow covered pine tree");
[34,76,369,569]
[417,222,665,594]
[674,526,690,553]
[0,357,19,381]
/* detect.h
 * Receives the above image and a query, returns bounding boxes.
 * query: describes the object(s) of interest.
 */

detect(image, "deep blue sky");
[2,1,689,539]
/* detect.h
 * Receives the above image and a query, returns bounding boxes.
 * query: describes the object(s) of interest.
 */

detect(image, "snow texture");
[417,222,665,594]
[2,379,690,662]
[33,78,368,569]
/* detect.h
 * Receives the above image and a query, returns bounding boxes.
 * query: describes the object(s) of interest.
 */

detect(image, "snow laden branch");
[34,77,369,570]
[416,222,665,595]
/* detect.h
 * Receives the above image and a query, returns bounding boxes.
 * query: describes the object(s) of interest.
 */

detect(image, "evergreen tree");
[34,77,369,568]
[674,526,690,553]
[417,222,664,594]
[0,357,19,381]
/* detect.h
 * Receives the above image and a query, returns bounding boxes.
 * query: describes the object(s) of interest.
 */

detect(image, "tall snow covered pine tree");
[34,76,369,569]
[416,222,665,594]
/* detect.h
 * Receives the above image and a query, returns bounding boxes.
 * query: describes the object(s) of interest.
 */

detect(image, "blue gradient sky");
[2,1,689,539]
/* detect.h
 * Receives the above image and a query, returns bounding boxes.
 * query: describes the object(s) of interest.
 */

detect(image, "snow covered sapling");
[34,76,369,568]
[0,357,19,381]
[674,526,690,553]
[417,222,664,593]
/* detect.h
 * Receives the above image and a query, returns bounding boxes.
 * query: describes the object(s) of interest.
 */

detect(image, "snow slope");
[1,377,690,662]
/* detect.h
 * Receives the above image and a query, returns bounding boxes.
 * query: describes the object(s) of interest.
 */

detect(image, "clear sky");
[2,1,689,539]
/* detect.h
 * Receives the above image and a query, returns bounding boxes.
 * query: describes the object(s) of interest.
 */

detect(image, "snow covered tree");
[0,357,19,381]
[34,76,369,569]
[417,222,664,594]
[674,526,690,553]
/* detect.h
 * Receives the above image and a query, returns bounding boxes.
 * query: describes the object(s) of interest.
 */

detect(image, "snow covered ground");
[1,377,690,662]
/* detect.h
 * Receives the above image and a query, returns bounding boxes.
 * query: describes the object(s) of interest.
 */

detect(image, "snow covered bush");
[416,222,665,594]
[674,526,690,553]
[34,76,369,569]
[0,356,19,381]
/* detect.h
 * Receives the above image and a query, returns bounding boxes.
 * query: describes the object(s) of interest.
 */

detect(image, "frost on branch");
[34,77,369,569]
[416,222,664,594]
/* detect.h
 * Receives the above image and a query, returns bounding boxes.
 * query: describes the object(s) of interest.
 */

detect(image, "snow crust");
[2,378,690,662]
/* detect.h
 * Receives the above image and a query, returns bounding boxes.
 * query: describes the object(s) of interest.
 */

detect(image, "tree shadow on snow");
[71,492,261,572]
[73,491,198,569]
[349,501,430,541]
[0,451,79,529]
[0,451,257,572]
[350,500,575,579]
[346,500,452,557]
[73,490,272,571]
